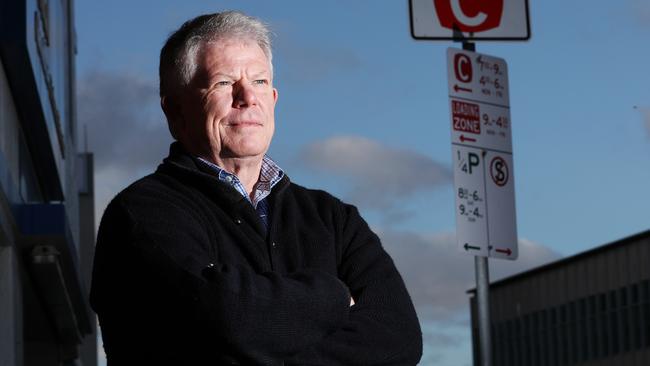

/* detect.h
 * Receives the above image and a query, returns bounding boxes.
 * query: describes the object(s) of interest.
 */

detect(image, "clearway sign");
[447,48,518,260]
[409,0,530,40]
[447,51,512,152]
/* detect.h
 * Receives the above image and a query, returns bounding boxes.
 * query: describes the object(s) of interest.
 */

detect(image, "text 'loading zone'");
[447,48,518,260]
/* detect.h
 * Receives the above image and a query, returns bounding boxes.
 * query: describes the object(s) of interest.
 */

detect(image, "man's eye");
[216,81,232,86]
[253,79,268,85]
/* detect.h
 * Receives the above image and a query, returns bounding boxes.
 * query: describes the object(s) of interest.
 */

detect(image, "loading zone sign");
[409,0,531,40]
[448,48,518,260]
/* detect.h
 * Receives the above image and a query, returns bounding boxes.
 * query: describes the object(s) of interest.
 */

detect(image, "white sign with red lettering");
[447,47,518,260]
[447,49,509,107]
[450,99,512,153]
[483,151,517,260]
[409,0,530,40]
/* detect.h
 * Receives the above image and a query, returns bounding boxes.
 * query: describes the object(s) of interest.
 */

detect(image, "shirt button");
[271,242,277,248]
[235,218,242,225]
[225,176,233,183]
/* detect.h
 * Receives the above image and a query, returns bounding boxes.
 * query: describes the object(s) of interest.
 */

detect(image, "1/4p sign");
[409,0,530,40]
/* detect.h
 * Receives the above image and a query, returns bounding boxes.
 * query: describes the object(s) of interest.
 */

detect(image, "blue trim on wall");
[14,202,92,334]
[14,203,66,236]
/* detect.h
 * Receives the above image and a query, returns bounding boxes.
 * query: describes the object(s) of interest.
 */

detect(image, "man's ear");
[161,96,182,140]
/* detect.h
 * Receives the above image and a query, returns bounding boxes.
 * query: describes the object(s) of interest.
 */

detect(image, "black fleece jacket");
[90,143,422,365]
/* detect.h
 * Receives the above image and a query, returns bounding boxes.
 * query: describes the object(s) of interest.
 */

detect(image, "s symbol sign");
[434,0,504,33]
[454,53,472,83]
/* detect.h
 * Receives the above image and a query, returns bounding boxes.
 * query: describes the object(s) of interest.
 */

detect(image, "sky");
[74,1,650,365]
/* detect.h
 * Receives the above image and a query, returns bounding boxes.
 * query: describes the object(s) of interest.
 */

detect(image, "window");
[524,314,532,365]
[621,288,630,352]
[580,299,589,362]
[549,308,558,365]
[569,302,579,364]
[642,280,650,348]
[599,294,609,358]
[644,303,650,348]
[541,310,549,366]
[588,296,598,360]
[532,312,539,366]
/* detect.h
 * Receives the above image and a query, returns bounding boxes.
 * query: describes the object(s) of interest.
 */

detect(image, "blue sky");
[76,1,650,365]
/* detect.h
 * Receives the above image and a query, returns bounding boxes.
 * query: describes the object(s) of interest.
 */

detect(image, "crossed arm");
[285,203,422,365]
[90,195,421,365]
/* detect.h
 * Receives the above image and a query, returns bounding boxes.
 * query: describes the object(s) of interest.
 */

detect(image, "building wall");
[0,60,20,186]
[471,232,650,366]
[0,0,96,364]
[77,153,96,366]
[0,246,22,366]
[0,47,25,366]
[0,57,38,205]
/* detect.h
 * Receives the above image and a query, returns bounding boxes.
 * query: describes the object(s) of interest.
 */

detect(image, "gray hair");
[159,11,273,98]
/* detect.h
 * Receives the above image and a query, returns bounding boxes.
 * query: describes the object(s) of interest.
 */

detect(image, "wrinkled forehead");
[197,35,271,65]
[194,36,272,70]
[189,37,273,85]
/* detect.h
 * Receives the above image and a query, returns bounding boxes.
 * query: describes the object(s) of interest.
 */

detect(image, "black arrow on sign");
[464,243,481,252]
[454,84,472,93]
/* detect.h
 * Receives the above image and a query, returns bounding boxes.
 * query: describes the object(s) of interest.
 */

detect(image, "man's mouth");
[228,121,262,127]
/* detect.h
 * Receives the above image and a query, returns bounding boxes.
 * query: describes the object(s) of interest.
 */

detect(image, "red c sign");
[454,53,472,83]
[434,0,504,33]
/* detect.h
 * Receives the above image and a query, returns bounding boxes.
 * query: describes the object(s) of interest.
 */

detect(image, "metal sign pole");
[475,256,492,366]
[462,40,493,366]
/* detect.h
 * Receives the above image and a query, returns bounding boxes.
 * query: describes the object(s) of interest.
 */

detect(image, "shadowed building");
[469,230,650,366]
[0,0,97,365]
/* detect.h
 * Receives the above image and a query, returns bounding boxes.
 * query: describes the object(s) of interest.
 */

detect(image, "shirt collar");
[195,155,284,206]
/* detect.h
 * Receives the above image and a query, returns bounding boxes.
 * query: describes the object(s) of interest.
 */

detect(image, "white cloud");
[299,136,452,211]
[77,70,172,220]
[420,319,473,366]
[374,230,560,365]
[377,230,562,323]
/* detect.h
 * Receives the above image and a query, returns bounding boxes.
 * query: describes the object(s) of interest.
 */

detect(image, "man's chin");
[223,146,269,160]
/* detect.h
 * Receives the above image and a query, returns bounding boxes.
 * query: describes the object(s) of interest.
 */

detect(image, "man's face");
[172,38,278,163]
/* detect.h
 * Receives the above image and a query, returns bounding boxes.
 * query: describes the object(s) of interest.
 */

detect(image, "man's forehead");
[195,39,271,72]
[200,37,266,58]
[189,43,270,83]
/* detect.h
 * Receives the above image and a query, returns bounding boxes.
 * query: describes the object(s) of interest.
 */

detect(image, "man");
[90,11,422,365]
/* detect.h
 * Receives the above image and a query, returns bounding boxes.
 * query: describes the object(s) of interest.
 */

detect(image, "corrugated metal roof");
[468,229,650,294]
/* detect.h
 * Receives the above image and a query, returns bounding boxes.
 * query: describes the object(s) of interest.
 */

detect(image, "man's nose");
[233,82,257,107]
